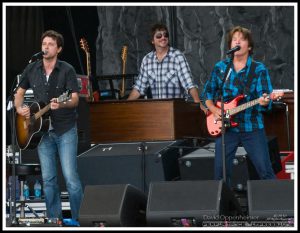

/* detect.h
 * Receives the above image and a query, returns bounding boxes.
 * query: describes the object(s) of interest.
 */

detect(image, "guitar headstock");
[121,45,128,62]
[57,89,72,103]
[80,38,89,54]
[270,91,284,101]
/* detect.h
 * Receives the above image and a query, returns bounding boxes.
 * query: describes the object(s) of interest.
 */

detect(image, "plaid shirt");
[203,56,273,132]
[133,47,197,99]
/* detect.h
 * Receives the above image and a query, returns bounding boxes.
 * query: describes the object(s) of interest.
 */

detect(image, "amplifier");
[77,140,186,193]
[178,143,252,191]
[77,74,90,98]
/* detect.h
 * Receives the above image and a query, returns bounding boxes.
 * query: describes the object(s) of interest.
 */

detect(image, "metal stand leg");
[284,103,291,150]
[18,180,25,218]
[16,203,40,218]
[16,179,40,219]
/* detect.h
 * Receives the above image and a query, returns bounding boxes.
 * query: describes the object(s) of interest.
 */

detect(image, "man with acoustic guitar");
[202,26,283,187]
[14,30,83,223]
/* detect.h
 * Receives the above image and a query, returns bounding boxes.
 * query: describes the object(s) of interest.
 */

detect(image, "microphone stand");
[7,60,33,225]
[6,55,42,225]
[219,53,234,186]
[7,75,22,226]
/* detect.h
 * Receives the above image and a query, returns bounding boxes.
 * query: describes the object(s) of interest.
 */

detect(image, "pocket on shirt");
[31,83,43,99]
[147,72,156,86]
[163,70,178,86]
[55,84,66,97]
[32,83,42,91]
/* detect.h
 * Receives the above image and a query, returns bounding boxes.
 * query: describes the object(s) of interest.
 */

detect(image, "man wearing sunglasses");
[128,23,206,112]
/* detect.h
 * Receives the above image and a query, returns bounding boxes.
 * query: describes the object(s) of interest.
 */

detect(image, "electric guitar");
[80,38,95,102]
[120,45,128,98]
[206,92,284,137]
[15,90,72,150]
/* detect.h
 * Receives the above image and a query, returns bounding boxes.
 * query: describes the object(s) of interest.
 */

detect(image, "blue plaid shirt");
[133,47,197,99]
[202,56,273,132]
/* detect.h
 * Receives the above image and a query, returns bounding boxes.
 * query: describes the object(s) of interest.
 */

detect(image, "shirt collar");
[37,59,61,71]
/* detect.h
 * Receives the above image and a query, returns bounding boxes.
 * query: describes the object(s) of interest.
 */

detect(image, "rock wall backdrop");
[95,6,294,93]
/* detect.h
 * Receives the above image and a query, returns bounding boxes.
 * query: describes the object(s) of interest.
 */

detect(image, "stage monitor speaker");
[247,180,294,220]
[146,180,242,227]
[77,140,185,193]
[79,184,147,227]
[179,143,250,191]
[179,137,282,191]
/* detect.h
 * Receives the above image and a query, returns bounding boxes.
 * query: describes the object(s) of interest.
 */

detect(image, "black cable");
[138,143,147,193]
[65,6,84,75]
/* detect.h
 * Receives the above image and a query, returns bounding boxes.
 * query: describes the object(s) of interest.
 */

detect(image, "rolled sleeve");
[133,59,149,95]
[176,53,195,91]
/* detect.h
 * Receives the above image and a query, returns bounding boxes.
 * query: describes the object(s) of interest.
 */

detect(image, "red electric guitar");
[206,92,284,137]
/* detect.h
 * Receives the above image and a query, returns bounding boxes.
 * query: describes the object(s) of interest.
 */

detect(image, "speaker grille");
[146,180,242,226]
[80,185,127,216]
[247,180,294,218]
[79,184,147,227]
[148,180,221,212]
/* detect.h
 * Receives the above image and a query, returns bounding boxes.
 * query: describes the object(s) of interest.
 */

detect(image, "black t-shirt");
[19,60,79,136]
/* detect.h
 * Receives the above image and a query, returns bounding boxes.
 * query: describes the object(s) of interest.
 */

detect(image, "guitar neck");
[34,104,51,120]
[228,97,262,116]
[86,52,94,101]
[121,60,126,97]
[122,61,126,75]
[86,53,91,77]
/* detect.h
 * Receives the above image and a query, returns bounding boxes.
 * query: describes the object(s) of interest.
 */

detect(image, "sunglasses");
[155,32,169,39]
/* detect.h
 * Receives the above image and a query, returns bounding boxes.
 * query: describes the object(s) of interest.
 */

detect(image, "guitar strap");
[243,60,258,97]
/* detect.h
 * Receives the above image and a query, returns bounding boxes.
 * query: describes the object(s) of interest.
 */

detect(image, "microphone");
[29,51,47,63]
[226,45,241,55]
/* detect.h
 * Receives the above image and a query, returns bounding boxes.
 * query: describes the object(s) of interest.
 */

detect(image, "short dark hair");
[150,23,169,39]
[227,26,254,55]
[41,30,64,49]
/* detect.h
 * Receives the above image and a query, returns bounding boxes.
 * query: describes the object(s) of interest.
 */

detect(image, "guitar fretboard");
[33,92,70,120]
[86,53,91,77]
[120,46,128,98]
[86,52,94,101]
[34,104,51,120]
[228,96,268,116]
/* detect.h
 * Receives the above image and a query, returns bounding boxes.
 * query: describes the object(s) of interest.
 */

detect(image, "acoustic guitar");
[16,90,72,150]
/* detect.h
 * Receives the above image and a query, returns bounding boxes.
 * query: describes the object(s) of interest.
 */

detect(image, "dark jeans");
[214,129,276,186]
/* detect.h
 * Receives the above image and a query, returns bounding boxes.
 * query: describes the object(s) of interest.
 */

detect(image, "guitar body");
[16,102,50,150]
[206,91,284,137]
[206,94,244,137]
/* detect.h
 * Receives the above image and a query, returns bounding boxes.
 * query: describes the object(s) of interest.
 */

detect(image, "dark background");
[6,6,99,94]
